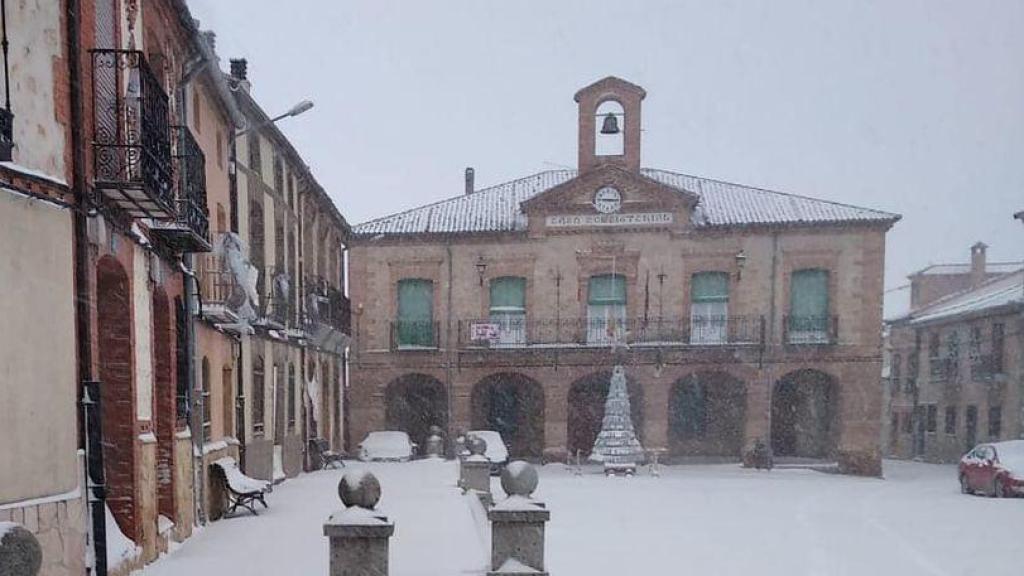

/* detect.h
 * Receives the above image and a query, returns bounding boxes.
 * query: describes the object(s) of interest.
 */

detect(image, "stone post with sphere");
[460,434,492,505]
[487,461,550,576]
[0,522,42,576]
[323,470,394,576]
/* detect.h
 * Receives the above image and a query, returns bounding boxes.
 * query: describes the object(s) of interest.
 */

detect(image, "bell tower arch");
[575,77,646,174]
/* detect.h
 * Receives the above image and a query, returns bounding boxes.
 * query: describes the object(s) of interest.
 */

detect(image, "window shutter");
[691,272,729,303]
[398,279,433,322]
[790,269,829,318]
[588,274,627,305]
[489,277,526,313]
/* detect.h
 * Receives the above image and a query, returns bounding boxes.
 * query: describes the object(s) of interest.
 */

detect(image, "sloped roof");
[352,168,900,237]
[908,270,1024,325]
[910,262,1024,276]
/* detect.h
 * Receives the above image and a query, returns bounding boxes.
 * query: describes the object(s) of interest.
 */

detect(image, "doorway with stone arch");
[470,373,545,459]
[771,369,839,459]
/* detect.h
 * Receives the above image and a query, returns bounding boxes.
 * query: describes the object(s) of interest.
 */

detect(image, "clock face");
[593,186,622,214]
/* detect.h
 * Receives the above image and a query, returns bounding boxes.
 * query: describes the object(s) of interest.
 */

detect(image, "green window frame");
[397,279,434,347]
[587,274,627,344]
[490,277,526,345]
[690,272,729,344]
[788,269,830,342]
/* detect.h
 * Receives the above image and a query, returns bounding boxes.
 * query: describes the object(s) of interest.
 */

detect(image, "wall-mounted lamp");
[476,256,487,286]
[735,250,747,280]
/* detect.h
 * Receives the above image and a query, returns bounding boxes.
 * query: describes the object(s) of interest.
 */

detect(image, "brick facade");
[349,77,897,476]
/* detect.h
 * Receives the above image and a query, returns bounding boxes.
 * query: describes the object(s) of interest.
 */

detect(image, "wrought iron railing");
[195,252,240,308]
[970,354,1002,381]
[90,49,174,217]
[390,320,440,350]
[304,276,351,334]
[782,315,839,345]
[0,107,12,161]
[171,125,210,243]
[262,267,295,327]
[458,316,765,348]
[929,357,956,381]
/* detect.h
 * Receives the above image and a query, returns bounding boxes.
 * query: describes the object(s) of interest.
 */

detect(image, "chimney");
[201,30,217,53]
[465,167,475,195]
[229,58,247,80]
[970,241,988,288]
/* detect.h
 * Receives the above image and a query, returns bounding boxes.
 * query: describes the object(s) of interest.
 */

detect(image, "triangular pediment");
[522,165,696,214]
[521,165,697,235]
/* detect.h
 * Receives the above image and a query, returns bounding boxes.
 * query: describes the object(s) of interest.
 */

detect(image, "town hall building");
[347,77,899,475]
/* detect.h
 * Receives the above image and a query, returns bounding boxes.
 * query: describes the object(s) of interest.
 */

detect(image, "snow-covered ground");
[134,459,1021,576]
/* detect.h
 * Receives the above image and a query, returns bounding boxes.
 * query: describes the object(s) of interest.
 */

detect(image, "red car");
[959,440,1024,498]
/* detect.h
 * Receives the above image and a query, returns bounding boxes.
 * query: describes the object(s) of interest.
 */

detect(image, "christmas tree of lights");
[590,365,645,472]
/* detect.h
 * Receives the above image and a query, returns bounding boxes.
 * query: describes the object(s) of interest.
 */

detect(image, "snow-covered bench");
[211,457,270,516]
[309,438,346,470]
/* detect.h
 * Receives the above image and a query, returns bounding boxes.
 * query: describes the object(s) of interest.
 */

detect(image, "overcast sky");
[188,0,1023,316]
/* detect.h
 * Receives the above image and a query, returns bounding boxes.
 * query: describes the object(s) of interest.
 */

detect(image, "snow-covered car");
[959,439,1024,497]
[357,431,416,462]
[468,430,509,475]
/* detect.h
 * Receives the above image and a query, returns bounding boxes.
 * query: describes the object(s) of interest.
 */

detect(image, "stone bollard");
[461,435,492,506]
[0,522,42,576]
[424,425,444,458]
[324,470,394,576]
[488,461,550,576]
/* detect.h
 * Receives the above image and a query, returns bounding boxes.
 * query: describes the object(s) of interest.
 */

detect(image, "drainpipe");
[67,2,107,574]
[765,231,780,452]
[177,52,207,525]
[445,240,454,451]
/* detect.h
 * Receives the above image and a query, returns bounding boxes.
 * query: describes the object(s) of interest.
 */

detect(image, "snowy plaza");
[135,460,1022,576]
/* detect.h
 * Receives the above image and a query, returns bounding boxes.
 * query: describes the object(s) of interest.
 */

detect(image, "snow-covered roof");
[907,270,1024,325]
[910,262,1024,276]
[352,168,899,237]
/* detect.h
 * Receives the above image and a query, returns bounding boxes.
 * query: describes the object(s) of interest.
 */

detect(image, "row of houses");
[883,241,1024,463]
[0,2,350,575]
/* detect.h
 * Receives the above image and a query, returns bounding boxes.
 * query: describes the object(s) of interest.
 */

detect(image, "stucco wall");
[1,0,67,178]
[0,191,78,504]
[133,246,154,421]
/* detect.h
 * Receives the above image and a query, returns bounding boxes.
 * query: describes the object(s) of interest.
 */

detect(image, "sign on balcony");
[545,212,673,228]
[470,323,500,341]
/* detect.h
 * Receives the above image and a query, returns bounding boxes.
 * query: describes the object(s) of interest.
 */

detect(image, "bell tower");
[575,76,646,174]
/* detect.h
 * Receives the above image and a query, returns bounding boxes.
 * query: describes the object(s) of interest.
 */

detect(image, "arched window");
[690,272,729,344]
[253,355,265,435]
[595,100,624,157]
[489,276,526,345]
[587,274,626,344]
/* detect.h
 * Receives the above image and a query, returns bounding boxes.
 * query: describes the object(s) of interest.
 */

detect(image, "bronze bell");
[600,113,620,135]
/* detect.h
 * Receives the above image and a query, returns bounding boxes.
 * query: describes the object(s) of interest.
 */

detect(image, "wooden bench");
[309,438,346,470]
[210,457,270,516]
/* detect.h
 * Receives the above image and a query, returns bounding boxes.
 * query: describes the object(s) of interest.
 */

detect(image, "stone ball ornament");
[500,460,539,497]
[337,470,382,510]
[468,435,488,456]
[0,523,42,576]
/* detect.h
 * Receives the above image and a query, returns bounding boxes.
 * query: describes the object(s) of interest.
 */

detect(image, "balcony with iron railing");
[456,315,765,349]
[970,354,1003,381]
[782,315,839,346]
[195,251,242,324]
[150,126,211,252]
[260,267,297,329]
[390,320,441,351]
[90,49,175,220]
[304,276,351,335]
[929,356,956,382]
